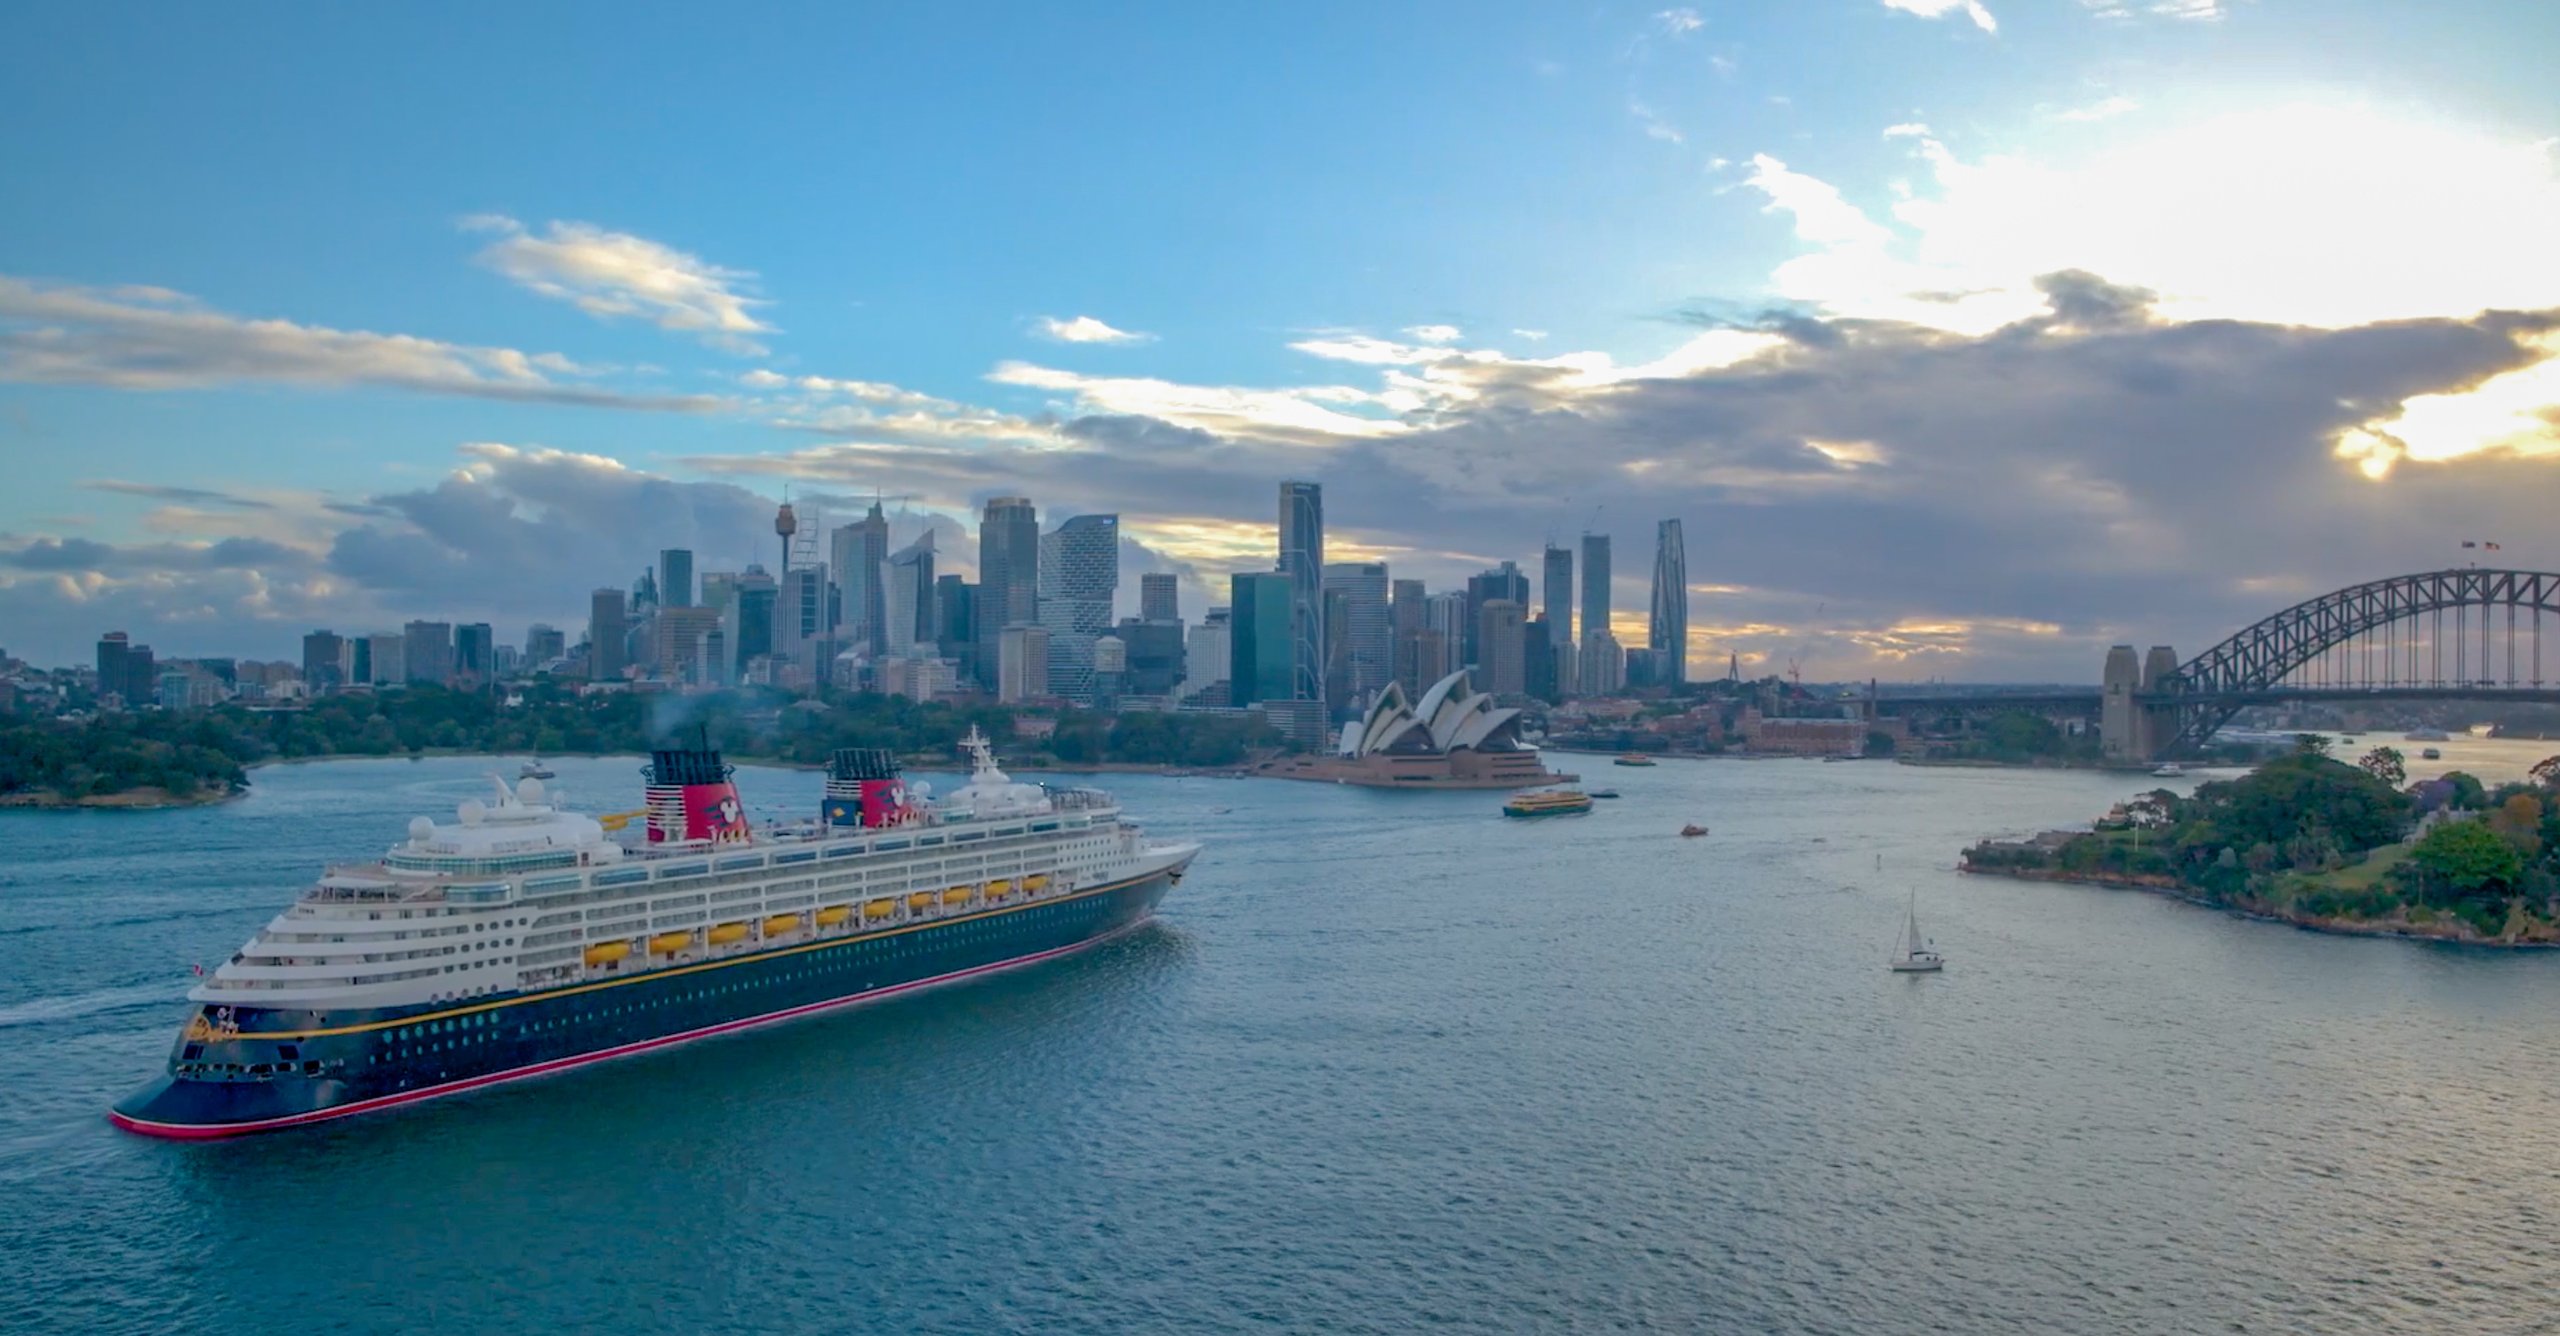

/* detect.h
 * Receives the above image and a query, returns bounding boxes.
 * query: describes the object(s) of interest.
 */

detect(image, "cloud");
[1512,329,1550,342]
[82,480,276,511]
[987,361,1408,443]
[1033,314,1153,345]
[1404,324,1464,345]
[0,275,721,411]
[1628,100,1685,145]
[2052,95,2140,123]
[467,216,774,355]
[2083,0,2226,18]
[1741,105,2560,333]
[1655,8,1703,35]
[1880,0,1997,33]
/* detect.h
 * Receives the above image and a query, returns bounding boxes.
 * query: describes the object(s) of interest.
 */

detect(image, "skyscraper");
[830,501,890,656]
[585,595,625,682]
[455,623,494,682]
[1321,561,1391,710]
[1182,607,1231,702]
[1580,533,1612,649]
[1542,544,1575,646]
[405,620,455,685]
[96,631,129,704]
[1650,518,1688,685]
[1423,590,1468,679]
[1477,598,1526,696]
[1038,513,1118,702]
[729,567,777,676]
[1524,615,1556,702]
[997,624,1050,703]
[301,630,343,694]
[1228,571,1297,708]
[525,623,566,665]
[660,548,694,608]
[1465,562,1530,667]
[1389,577,1427,694]
[365,632,406,686]
[1278,481,1325,709]
[1139,572,1179,623]
[976,496,1040,690]
[778,562,829,679]
[935,575,977,679]
[884,532,937,654]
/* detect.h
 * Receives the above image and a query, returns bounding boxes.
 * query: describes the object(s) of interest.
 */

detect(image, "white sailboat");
[1890,891,1944,973]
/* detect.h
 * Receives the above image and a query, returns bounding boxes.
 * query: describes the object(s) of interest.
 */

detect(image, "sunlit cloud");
[1880,0,1997,34]
[0,275,720,411]
[1032,314,1153,345]
[465,216,774,354]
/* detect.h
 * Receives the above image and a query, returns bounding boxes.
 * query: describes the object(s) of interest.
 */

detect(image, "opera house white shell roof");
[1336,670,1527,758]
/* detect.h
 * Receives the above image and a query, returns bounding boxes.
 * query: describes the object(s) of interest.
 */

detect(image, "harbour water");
[6,753,2558,1334]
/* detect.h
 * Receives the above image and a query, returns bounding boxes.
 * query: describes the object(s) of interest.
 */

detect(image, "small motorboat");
[2421,747,2443,760]
[520,758,557,780]
[1679,823,1709,838]
[2151,762,2185,778]
[1587,787,1621,799]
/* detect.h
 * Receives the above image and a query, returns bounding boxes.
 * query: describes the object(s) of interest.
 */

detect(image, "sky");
[4,0,2559,678]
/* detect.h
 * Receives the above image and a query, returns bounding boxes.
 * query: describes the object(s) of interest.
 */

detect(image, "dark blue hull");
[112,864,1180,1138]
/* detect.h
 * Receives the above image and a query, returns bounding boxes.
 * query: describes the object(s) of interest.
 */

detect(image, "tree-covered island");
[1963,742,2560,944]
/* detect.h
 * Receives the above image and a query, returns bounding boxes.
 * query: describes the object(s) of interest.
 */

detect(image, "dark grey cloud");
[0,534,312,574]
[82,480,278,511]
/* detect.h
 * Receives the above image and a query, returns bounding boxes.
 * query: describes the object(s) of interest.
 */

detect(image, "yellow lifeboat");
[907,891,937,913]
[708,922,749,946]
[597,809,647,832]
[763,913,802,937]
[582,940,630,967]
[864,899,896,921]
[814,904,852,928]
[1024,874,1050,892]
[648,931,694,956]
[943,885,974,907]
[984,878,1014,898]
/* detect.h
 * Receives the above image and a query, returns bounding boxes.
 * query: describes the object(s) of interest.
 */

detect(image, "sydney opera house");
[1251,670,1572,788]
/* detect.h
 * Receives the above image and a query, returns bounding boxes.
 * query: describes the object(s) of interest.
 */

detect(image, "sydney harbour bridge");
[1871,568,2560,762]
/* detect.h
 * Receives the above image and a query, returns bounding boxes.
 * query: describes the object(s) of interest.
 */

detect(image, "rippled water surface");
[6,753,2558,1334]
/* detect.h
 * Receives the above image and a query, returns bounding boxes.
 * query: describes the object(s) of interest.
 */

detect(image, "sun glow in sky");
[3,1,2558,676]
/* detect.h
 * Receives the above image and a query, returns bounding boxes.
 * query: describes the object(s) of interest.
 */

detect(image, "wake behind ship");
[111,729,1198,1139]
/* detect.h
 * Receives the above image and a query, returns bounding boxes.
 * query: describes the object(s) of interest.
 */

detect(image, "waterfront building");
[1117,616,1187,698]
[301,630,344,694]
[1650,518,1687,685]
[830,502,890,656]
[1139,572,1179,623]
[1039,513,1118,702]
[1278,481,1325,711]
[1251,669,1566,788]
[1581,533,1612,648]
[976,497,1040,691]
[659,548,694,608]
[405,621,455,686]
[96,632,129,705]
[1228,571,1296,708]
[1543,544,1575,646]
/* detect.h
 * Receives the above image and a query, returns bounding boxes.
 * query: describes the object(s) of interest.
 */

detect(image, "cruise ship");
[110,729,1199,1139]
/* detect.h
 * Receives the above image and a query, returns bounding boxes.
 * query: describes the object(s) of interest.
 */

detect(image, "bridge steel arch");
[2150,568,2560,757]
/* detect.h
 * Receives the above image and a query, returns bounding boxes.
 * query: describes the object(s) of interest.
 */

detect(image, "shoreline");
[0,785,243,811]
[1960,864,2559,948]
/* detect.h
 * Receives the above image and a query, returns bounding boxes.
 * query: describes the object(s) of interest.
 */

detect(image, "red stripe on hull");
[107,915,1154,1141]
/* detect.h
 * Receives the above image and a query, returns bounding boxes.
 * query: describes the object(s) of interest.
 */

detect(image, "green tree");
[2409,818,2523,901]
[2293,733,2333,758]
[2357,745,2405,786]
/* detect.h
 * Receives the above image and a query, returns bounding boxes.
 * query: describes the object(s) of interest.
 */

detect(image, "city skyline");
[6,4,2559,678]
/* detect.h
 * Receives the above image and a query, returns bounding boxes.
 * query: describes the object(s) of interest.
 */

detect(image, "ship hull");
[111,861,1183,1140]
